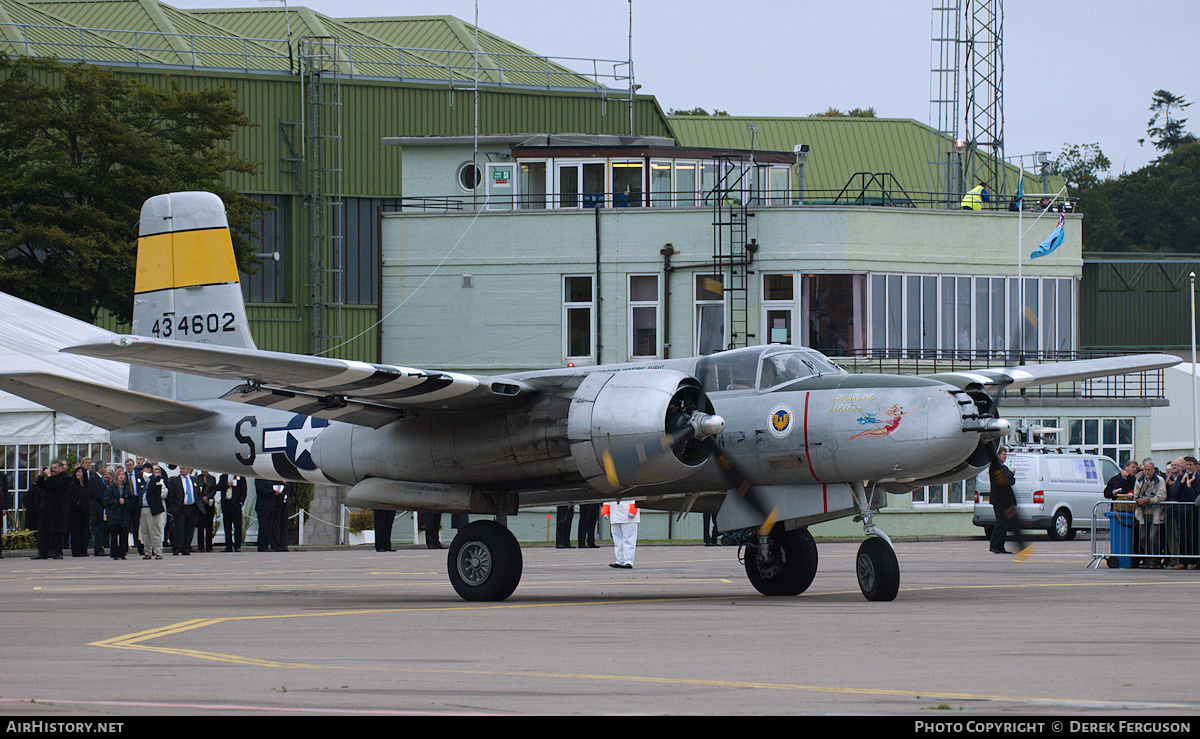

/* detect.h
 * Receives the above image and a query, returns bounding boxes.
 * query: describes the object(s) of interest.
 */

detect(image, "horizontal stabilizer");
[0,371,216,430]
[927,353,1181,391]
[63,335,535,411]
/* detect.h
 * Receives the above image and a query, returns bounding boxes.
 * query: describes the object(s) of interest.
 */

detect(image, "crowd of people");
[22,456,293,560]
[1104,455,1200,568]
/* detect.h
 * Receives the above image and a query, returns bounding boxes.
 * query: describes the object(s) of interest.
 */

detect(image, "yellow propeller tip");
[602,449,620,487]
[757,508,779,537]
[1013,544,1034,563]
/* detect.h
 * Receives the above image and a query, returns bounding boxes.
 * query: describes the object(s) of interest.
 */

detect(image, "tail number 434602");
[151,312,236,338]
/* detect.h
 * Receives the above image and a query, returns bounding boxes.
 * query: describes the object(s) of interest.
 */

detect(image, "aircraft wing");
[62,335,536,418]
[0,371,216,430]
[926,353,1181,391]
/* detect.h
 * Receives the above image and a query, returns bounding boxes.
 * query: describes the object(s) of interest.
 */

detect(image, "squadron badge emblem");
[768,404,794,438]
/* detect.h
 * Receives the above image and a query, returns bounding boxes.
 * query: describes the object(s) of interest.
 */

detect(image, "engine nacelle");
[568,369,711,494]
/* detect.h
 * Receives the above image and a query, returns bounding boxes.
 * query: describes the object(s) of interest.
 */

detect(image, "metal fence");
[393,187,1078,214]
[1090,499,1200,569]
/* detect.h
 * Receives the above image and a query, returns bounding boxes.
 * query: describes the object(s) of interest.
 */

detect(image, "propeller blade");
[701,436,779,536]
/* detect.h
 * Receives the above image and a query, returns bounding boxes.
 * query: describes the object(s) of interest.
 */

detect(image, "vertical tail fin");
[130,191,257,401]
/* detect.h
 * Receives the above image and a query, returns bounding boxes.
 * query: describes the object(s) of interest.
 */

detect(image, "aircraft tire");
[856,536,900,601]
[744,527,818,596]
[447,520,523,602]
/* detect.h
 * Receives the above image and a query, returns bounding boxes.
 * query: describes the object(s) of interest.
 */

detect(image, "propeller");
[697,434,779,537]
[598,386,780,538]
[965,386,1008,467]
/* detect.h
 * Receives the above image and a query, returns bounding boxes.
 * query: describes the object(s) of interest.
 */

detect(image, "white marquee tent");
[0,290,127,447]
[1153,362,1200,462]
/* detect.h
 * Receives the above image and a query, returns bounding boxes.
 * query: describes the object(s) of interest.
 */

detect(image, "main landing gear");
[447,520,523,601]
[444,486,900,603]
[743,526,819,596]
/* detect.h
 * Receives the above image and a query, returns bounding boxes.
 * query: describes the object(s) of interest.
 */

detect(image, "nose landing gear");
[852,480,900,601]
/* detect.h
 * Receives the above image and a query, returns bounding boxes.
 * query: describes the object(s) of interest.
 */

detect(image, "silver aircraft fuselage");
[114,346,982,506]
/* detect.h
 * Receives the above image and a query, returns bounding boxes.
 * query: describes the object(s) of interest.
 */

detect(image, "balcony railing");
[386,188,1078,213]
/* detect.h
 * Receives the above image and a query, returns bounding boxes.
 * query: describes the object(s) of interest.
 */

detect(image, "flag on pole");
[1030,213,1065,259]
[1010,179,1024,211]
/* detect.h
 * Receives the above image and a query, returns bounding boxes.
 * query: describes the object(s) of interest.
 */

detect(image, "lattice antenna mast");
[962,0,1005,197]
[928,1,963,207]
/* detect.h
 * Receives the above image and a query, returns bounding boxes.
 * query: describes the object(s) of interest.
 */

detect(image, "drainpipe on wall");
[660,243,676,359]
[594,204,603,364]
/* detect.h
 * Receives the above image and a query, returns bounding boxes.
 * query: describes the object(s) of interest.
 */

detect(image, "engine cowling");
[568,369,713,494]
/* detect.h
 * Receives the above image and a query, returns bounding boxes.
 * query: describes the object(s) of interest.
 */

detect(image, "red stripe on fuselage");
[803,392,824,484]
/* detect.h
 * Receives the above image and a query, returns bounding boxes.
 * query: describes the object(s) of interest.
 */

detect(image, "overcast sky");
[172,0,1199,180]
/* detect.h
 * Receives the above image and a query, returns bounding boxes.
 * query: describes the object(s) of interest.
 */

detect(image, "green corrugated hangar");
[0,0,1178,542]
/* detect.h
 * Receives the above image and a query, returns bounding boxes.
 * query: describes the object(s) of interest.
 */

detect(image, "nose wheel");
[856,536,900,601]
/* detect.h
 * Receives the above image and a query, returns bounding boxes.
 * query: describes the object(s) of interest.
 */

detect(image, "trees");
[810,106,877,118]
[1073,89,1199,253]
[667,107,729,116]
[1080,141,1200,253]
[1051,142,1111,191]
[1139,89,1197,158]
[0,55,265,324]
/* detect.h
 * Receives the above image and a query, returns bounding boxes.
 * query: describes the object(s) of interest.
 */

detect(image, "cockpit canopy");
[695,345,845,394]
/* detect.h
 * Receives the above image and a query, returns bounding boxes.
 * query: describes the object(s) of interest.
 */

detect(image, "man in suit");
[166,467,202,555]
[33,461,70,559]
[195,470,218,552]
[218,474,248,552]
[124,458,145,556]
[273,481,290,552]
[82,457,107,556]
[374,509,396,552]
[254,478,278,552]
[0,471,8,558]
[555,505,575,548]
[420,511,444,549]
[577,503,601,548]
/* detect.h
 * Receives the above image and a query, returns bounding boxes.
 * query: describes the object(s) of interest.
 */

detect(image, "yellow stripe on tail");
[135,228,239,294]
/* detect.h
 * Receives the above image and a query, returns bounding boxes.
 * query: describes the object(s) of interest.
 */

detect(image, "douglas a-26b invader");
[0,192,1179,602]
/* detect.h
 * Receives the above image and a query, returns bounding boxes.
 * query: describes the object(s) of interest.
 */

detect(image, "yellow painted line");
[84,577,1200,709]
[86,608,1198,709]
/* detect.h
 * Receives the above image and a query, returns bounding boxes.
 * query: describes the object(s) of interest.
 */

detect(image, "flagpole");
[1191,271,1197,459]
[1017,185,1023,359]
[1019,185,1070,359]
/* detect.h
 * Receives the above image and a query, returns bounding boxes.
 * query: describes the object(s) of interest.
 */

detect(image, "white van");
[972,447,1121,540]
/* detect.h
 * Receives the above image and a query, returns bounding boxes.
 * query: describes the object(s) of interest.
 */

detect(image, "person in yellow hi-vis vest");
[960,181,989,210]
[602,500,640,569]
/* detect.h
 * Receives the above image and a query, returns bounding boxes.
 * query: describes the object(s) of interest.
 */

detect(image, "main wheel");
[744,527,818,596]
[856,536,900,601]
[447,520,523,602]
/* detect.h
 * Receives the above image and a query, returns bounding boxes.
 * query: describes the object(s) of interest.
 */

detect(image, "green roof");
[667,115,1061,203]
[0,0,617,88]
[25,0,286,69]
